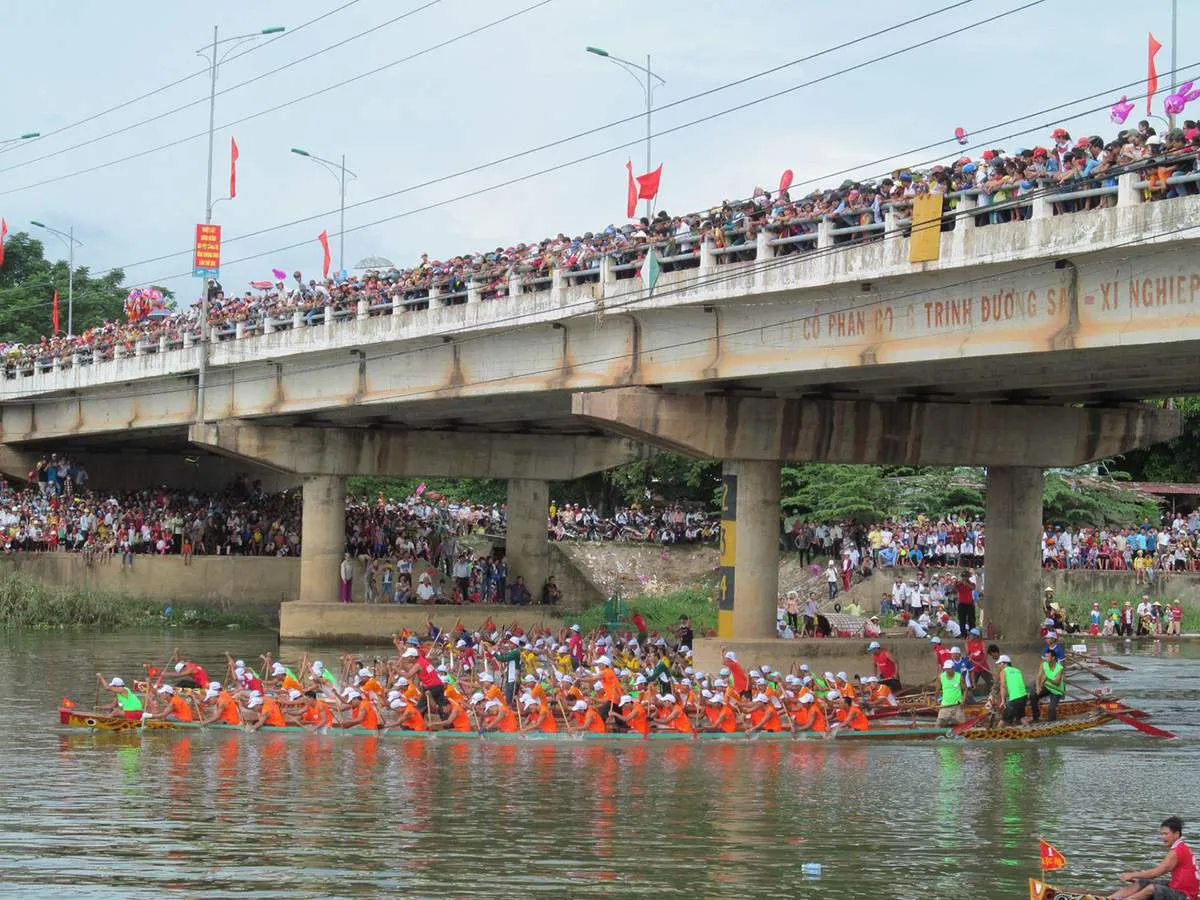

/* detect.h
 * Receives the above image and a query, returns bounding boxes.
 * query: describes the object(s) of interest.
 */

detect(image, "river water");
[0,630,1196,899]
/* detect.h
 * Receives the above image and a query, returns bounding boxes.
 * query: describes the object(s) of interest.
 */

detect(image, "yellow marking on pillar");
[908,194,943,263]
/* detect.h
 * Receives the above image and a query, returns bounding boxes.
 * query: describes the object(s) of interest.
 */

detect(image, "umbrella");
[354,255,394,269]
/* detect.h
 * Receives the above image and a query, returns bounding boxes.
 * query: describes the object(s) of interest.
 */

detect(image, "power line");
[0,0,557,196]
[101,0,1056,283]
[0,0,442,176]
[0,0,367,158]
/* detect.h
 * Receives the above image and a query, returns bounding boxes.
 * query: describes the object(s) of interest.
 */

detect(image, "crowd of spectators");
[5,121,1200,376]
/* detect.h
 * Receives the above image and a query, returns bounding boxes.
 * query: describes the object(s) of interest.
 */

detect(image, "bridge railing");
[3,169,1196,385]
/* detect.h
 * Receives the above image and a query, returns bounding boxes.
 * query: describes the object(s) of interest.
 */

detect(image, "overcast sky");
[1,0,1194,302]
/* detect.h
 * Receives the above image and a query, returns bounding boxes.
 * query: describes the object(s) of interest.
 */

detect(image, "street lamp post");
[586,46,665,219]
[194,23,284,423]
[290,148,358,274]
[30,220,83,337]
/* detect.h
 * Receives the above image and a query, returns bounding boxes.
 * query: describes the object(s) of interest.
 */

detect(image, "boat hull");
[1029,877,1105,899]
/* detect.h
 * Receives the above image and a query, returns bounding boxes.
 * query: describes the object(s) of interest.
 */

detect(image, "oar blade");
[1110,709,1176,739]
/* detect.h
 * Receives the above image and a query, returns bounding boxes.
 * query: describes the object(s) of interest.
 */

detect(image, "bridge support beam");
[573,388,1181,646]
[721,460,781,640]
[505,478,549,604]
[300,474,346,604]
[984,466,1044,641]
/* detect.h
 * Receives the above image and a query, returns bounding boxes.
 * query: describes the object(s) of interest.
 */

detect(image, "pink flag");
[1148,33,1163,114]
[318,230,331,279]
[416,482,427,496]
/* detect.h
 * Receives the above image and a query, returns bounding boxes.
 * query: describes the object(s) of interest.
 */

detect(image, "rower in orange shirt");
[653,693,695,734]
[483,698,519,732]
[300,694,335,729]
[356,667,385,699]
[614,695,650,736]
[395,676,422,704]
[201,682,242,726]
[745,691,784,733]
[833,672,857,701]
[792,694,827,734]
[595,655,622,718]
[340,691,381,730]
[832,695,870,732]
[432,695,473,732]
[151,684,195,722]
[521,674,548,704]
[702,692,739,733]
[863,675,898,710]
[478,673,505,705]
[520,696,558,733]
[247,692,287,730]
[568,699,607,733]
[386,695,427,731]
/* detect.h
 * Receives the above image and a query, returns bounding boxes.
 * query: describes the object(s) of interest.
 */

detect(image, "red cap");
[1076,137,1091,148]
[1052,128,1068,139]
[1032,147,1048,158]
[981,150,995,161]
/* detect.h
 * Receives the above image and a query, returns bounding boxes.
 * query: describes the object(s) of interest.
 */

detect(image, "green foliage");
[896,468,986,519]
[1117,397,1200,483]
[0,232,127,343]
[0,573,273,630]
[781,464,895,523]
[573,588,716,634]
[601,452,721,507]
[345,475,507,507]
[1041,472,1160,527]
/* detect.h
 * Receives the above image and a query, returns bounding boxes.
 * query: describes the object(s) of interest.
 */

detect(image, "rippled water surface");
[0,630,1197,898]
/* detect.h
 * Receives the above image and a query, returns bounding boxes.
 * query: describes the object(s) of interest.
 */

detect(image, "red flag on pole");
[1148,33,1163,114]
[0,218,7,268]
[52,291,60,335]
[318,230,331,279]
[626,160,639,218]
[229,137,239,199]
[1038,839,1066,872]
[636,164,663,201]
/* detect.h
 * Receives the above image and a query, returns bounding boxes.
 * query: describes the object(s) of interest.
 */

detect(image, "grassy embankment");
[0,573,276,631]
[573,588,718,635]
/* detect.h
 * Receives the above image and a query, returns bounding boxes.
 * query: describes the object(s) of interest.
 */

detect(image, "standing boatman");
[937,659,965,727]
[867,641,901,691]
[1031,646,1066,722]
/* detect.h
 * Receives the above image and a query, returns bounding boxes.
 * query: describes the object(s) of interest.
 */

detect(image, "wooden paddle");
[1107,708,1176,739]
[950,709,989,736]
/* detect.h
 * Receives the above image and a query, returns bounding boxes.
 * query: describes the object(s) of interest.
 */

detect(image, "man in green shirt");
[937,660,965,726]
[996,655,1028,724]
[97,674,144,721]
[1032,647,1066,722]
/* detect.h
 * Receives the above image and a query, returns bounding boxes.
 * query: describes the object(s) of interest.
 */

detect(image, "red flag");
[229,137,239,199]
[626,160,639,218]
[1148,33,1163,114]
[52,291,60,335]
[0,218,7,268]
[779,168,794,195]
[1038,839,1066,871]
[636,164,663,201]
[318,230,331,279]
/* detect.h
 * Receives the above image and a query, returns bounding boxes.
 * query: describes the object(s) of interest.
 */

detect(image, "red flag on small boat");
[1039,839,1066,871]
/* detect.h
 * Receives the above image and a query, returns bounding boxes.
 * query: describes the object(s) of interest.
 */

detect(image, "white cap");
[235,667,246,678]
[479,673,494,683]
[724,651,736,661]
[157,684,174,695]
[800,664,810,672]
[800,694,815,704]
[719,667,730,677]
[700,689,712,700]
[572,700,588,712]
[387,690,401,701]
[485,699,501,710]
[247,695,263,709]
[570,624,581,632]
[634,675,647,686]
[942,660,955,670]
[390,699,405,710]
[343,689,361,701]
[312,661,325,673]
[596,655,611,667]
[204,689,220,701]
[469,692,485,704]
[836,672,847,681]
[110,677,125,687]
[358,668,372,677]
[174,662,185,673]
[618,695,634,706]
[749,670,761,678]
[868,641,881,651]
[824,672,835,681]
[521,696,538,708]
[658,693,676,703]
[396,677,409,687]
[288,689,302,701]
[1046,630,1058,639]
[950,646,962,655]
[680,678,692,687]
[522,674,535,683]
[436,665,447,674]
[271,662,286,676]
[713,678,727,688]
[997,654,1012,664]
[455,639,467,648]
[930,636,942,644]
[235,660,245,668]
[208,681,222,691]
[402,648,418,658]
[761,665,772,674]
[826,690,841,701]
[707,694,722,704]
[752,693,768,703]
[679,645,691,654]
[592,682,603,693]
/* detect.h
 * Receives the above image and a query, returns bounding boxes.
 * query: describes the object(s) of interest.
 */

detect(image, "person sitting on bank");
[1110,815,1199,900]
[541,576,562,605]
[509,576,532,605]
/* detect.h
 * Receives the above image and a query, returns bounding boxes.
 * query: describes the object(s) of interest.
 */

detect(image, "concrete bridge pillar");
[300,474,346,604]
[505,478,549,603]
[719,459,780,640]
[984,466,1044,641]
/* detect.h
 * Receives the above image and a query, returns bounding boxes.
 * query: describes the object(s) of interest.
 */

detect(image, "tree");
[345,476,507,507]
[0,231,126,343]
[780,464,895,523]
[896,468,986,519]
[1041,471,1159,527]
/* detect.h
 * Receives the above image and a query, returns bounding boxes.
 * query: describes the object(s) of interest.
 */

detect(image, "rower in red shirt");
[723,650,750,696]
[867,641,902,691]
[931,636,952,675]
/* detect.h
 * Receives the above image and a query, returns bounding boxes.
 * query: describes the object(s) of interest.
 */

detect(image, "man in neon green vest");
[1032,647,1066,722]
[97,674,144,721]
[997,654,1028,724]
[937,660,965,726]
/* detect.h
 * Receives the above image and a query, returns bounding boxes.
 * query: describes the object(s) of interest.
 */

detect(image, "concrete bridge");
[2,172,1195,652]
